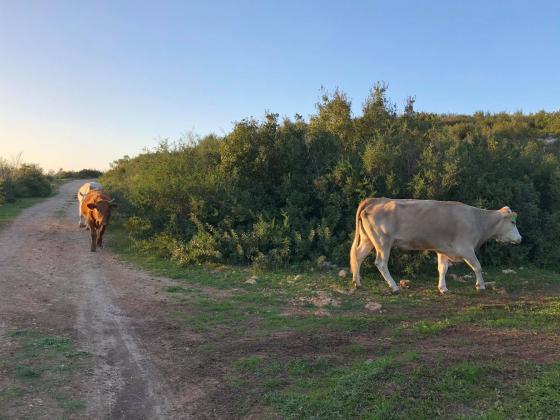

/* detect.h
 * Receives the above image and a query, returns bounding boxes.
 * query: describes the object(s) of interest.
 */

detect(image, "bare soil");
[0,180,179,419]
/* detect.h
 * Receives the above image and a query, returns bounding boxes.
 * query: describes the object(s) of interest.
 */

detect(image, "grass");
[0,330,89,416]
[265,357,395,419]
[0,197,47,227]
[106,224,560,419]
[0,178,67,228]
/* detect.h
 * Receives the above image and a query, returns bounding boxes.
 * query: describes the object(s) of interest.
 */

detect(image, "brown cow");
[77,181,103,227]
[81,190,117,252]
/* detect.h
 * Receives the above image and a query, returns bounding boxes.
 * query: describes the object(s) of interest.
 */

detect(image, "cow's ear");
[86,203,96,210]
[499,206,512,216]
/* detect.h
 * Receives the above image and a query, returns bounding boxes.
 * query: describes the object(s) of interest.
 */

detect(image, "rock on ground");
[365,301,382,312]
[245,276,258,285]
[399,279,411,289]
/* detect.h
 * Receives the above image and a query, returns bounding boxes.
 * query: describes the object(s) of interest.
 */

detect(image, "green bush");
[101,85,560,273]
[0,159,52,202]
[52,168,103,179]
[13,164,52,197]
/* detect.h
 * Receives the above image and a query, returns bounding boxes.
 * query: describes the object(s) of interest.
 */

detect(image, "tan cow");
[81,190,117,252]
[77,181,103,227]
[350,198,522,293]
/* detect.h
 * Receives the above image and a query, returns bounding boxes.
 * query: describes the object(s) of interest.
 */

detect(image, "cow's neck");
[475,209,502,249]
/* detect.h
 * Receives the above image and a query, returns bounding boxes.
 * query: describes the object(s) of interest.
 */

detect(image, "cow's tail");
[350,198,375,274]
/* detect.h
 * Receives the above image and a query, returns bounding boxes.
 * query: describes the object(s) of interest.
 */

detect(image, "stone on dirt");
[399,279,411,289]
[338,269,348,278]
[365,301,382,312]
[314,308,331,317]
[245,276,258,285]
[502,269,517,274]
[297,291,341,308]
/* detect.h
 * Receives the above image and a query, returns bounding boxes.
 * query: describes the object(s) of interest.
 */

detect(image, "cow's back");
[78,182,102,199]
[89,181,102,191]
[364,199,480,251]
[81,190,111,217]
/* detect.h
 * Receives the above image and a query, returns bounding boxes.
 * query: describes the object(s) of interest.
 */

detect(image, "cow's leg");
[350,227,373,289]
[78,200,85,227]
[374,247,399,293]
[360,218,399,292]
[463,252,485,291]
[97,226,106,248]
[90,227,97,252]
[437,253,450,294]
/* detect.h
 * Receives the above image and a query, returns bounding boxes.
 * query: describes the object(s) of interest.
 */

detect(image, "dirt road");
[0,180,178,418]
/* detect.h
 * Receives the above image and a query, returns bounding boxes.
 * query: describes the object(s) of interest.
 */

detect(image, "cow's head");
[494,206,522,244]
[87,199,118,227]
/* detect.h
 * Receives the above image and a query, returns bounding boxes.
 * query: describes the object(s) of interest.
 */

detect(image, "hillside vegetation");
[101,85,560,273]
[0,158,52,204]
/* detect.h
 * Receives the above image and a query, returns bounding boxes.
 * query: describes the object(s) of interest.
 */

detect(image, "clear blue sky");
[1,0,559,171]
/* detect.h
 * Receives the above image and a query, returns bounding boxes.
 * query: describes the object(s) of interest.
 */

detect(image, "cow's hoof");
[476,287,486,293]
[391,288,401,294]
[438,288,450,294]
[90,249,96,252]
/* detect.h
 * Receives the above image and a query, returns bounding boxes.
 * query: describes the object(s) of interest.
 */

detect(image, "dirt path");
[0,180,177,419]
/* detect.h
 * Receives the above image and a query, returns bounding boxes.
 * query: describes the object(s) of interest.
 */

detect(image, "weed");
[1,330,88,415]
[15,365,41,379]
[0,197,48,227]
